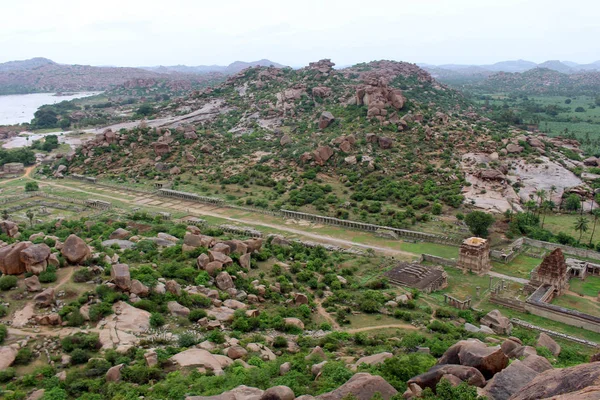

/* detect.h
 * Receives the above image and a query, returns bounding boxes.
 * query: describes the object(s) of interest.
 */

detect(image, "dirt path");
[487,271,529,285]
[315,299,340,330]
[564,289,599,303]
[0,165,35,185]
[345,323,419,333]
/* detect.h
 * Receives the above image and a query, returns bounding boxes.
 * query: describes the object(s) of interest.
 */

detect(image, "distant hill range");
[421,59,600,84]
[0,57,285,95]
[140,59,287,75]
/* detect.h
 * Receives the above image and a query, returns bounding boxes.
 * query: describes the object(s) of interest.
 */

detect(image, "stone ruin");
[529,248,569,297]
[384,262,448,294]
[457,237,491,275]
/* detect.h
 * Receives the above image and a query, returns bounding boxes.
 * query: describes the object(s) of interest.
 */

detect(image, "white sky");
[1,0,599,67]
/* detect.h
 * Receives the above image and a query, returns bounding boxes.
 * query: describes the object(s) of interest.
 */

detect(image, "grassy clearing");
[569,275,600,297]
[434,267,494,300]
[542,214,600,245]
[492,255,540,279]
[399,242,459,259]
[346,313,403,329]
[552,294,600,317]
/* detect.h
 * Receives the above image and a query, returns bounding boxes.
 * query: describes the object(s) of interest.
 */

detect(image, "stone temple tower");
[458,237,491,275]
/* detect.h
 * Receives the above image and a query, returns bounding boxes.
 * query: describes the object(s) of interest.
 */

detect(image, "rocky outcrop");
[170,348,233,375]
[99,301,151,352]
[109,228,131,240]
[483,360,539,400]
[216,272,234,291]
[317,373,398,400]
[313,146,334,166]
[536,333,561,357]
[408,364,486,391]
[438,339,509,379]
[61,234,91,264]
[318,112,335,129]
[509,362,600,400]
[34,287,55,307]
[110,263,131,290]
[354,74,405,123]
[186,385,264,400]
[0,346,17,370]
[19,243,51,275]
[0,220,19,238]
[480,310,512,335]
[0,241,31,275]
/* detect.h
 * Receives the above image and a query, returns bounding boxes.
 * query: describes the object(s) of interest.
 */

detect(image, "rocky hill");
[460,68,600,96]
[141,59,286,75]
[0,58,202,95]
[59,59,594,221]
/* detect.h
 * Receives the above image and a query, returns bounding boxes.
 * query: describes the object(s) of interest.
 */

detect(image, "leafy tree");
[26,209,35,228]
[137,104,154,116]
[464,211,495,237]
[575,106,586,112]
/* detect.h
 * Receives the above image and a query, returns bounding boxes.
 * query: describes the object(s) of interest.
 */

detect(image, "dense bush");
[0,275,18,291]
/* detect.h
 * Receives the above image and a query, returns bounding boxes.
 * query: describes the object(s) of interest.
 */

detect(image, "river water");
[0,92,101,126]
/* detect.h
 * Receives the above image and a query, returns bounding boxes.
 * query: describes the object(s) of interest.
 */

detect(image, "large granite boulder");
[110,264,131,290]
[0,346,17,370]
[536,333,561,356]
[170,348,233,375]
[216,272,234,291]
[0,241,31,275]
[0,220,19,238]
[317,373,397,400]
[318,111,335,129]
[34,287,55,307]
[408,364,486,390]
[483,360,540,400]
[262,386,295,400]
[109,228,131,240]
[185,385,264,400]
[480,309,512,335]
[167,301,190,317]
[61,234,91,264]
[19,243,51,275]
[438,339,509,379]
[24,275,42,292]
[509,362,600,400]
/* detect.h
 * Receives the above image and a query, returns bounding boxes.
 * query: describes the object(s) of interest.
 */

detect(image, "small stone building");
[457,237,491,275]
[384,262,448,294]
[529,248,569,296]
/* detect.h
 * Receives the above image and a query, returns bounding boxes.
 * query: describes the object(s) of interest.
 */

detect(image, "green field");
[569,275,600,297]
[492,255,540,279]
[552,293,600,317]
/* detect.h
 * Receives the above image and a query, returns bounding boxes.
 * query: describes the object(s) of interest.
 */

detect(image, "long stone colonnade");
[157,189,224,205]
[281,209,461,245]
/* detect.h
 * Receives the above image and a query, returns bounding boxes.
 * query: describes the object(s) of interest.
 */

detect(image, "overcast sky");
[1,0,599,67]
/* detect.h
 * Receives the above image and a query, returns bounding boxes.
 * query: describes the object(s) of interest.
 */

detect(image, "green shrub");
[0,275,18,291]
[150,313,165,328]
[0,324,7,343]
[0,305,7,318]
[70,348,90,365]
[0,367,15,382]
[38,270,57,283]
[178,332,198,348]
[273,336,288,348]
[188,309,207,322]
[14,347,33,365]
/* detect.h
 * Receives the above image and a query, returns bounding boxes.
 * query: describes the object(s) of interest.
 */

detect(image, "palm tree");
[525,200,537,225]
[540,200,555,229]
[536,189,547,218]
[590,209,600,246]
[25,210,35,228]
[549,185,557,211]
[574,216,590,243]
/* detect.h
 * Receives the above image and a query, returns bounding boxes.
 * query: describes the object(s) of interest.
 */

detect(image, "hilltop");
[59,59,591,219]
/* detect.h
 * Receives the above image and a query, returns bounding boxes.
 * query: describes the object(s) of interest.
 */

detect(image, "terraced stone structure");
[458,237,491,275]
[384,262,448,294]
[529,248,569,297]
